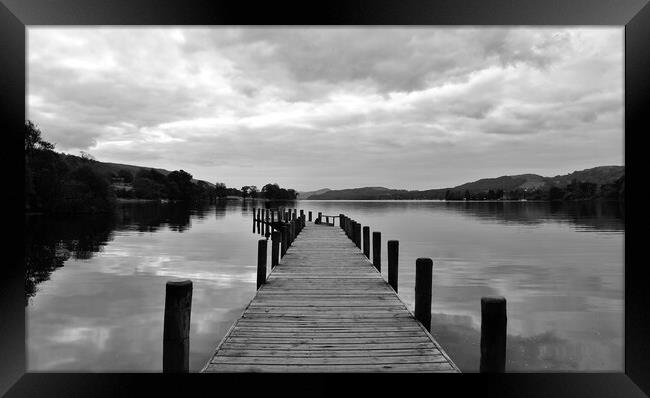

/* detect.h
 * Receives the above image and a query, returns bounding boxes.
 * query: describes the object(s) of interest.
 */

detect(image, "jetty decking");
[201,221,460,373]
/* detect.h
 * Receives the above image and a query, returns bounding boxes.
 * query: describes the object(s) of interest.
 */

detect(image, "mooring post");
[372,231,381,271]
[308,211,312,221]
[300,209,304,220]
[480,296,507,373]
[163,280,192,373]
[350,220,355,241]
[354,223,361,249]
[257,239,267,290]
[318,212,322,221]
[387,240,399,292]
[363,226,370,258]
[281,224,288,257]
[271,231,280,268]
[293,209,297,220]
[252,207,256,221]
[415,258,433,332]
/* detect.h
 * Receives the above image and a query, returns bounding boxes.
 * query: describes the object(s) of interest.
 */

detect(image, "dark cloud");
[28,27,623,190]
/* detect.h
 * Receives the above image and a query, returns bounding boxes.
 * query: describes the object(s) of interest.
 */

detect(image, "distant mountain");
[297,188,331,199]
[306,187,411,200]
[545,166,624,187]
[453,174,546,192]
[307,166,624,200]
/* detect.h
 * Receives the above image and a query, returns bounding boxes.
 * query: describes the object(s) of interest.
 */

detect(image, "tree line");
[25,121,299,213]
[442,178,624,201]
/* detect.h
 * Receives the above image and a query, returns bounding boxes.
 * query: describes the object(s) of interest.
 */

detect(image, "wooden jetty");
[200,210,461,373]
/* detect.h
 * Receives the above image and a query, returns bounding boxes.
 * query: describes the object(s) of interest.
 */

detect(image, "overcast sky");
[27,27,623,191]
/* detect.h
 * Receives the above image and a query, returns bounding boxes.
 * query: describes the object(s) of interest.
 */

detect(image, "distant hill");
[59,153,214,186]
[297,188,331,199]
[307,166,624,200]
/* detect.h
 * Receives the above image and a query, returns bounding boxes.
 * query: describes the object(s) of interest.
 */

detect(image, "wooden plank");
[210,355,450,365]
[201,222,459,373]
[215,349,443,357]
[204,362,457,373]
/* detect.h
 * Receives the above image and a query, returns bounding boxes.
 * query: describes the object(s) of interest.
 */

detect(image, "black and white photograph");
[22,25,628,375]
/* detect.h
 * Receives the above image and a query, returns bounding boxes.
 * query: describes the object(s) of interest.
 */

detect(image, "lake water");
[25,199,624,372]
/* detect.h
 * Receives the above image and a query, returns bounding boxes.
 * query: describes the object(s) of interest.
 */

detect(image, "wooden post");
[271,231,280,268]
[308,211,312,221]
[318,212,322,221]
[415,258,433,331]
[354,223,361,249]
[363,226,370,258]
[281,224,288,257]
[480,296,507,373]
[293,209,297,220]
[372,231,381,271]
[288,220,294,245]
[388,240,399,292]
[339,214,344,228]
[163,280,192,373]
[300,209,304,220]
[257,239,267,289]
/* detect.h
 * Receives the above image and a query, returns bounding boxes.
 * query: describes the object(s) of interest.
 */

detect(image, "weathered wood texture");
[202,223,459,373]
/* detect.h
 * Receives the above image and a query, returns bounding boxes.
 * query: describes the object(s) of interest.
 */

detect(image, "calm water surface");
[25,200,624,372]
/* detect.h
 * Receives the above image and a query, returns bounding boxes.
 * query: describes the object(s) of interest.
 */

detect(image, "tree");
[25,120,55,154]
[241,185,251,197]
[117,169,134,183]
[548,186,565,201]
[80,151,96,162]
[214,182,228,197]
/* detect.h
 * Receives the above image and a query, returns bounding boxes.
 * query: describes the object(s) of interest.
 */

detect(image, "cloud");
[27,27,623,189]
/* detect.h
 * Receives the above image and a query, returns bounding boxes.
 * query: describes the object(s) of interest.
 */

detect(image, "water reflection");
[25,199,622,372]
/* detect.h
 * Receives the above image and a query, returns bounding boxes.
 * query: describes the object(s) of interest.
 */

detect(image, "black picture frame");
[1,0,648,396]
